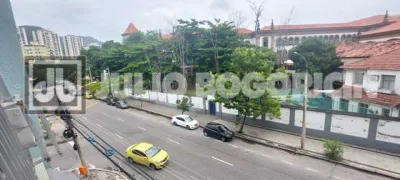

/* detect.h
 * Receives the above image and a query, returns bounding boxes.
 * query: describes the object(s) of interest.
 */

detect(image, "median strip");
[212,156,233,166]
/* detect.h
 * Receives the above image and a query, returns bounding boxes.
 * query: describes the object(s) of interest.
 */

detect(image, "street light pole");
[294,52,308,150]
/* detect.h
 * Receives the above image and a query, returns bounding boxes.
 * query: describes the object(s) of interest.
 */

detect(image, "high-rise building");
[60,35,83,56]
[32,29,63,56]
[17,26,29,46]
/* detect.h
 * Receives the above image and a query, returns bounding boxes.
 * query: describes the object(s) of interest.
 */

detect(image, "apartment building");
[60,35,84,56]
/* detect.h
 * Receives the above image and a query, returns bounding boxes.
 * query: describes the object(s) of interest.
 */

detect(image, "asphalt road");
[69,99,393,180]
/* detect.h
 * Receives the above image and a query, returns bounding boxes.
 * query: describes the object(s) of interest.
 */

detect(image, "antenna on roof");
[271,19,274,31]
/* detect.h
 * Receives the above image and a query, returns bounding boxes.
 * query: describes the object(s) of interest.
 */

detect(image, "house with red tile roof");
[249,11,400,64]
[330,48,400,117]
[121,23,139,40]
[360,20,400,42]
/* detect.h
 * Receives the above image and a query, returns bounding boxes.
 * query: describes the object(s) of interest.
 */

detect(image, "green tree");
[214,47,281,133]
[288,38,342,79]
[176,96,193,114]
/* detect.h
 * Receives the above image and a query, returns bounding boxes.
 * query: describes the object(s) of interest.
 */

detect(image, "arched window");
[301,36,306,43]
[346,34,352,41]
[288,37,294,45]
[276,37,282,46]
[294,37,300,45]
[324,35,329,42]
[263,37,269,47]
[329,35,335,43]
[334,35,340,42]
[341,35,346,41]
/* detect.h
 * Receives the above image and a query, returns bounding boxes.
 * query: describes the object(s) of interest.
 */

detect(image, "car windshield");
[219,125,228,132]
[145,145,160,157]
[118,101,125,104]
[184,116,194,122]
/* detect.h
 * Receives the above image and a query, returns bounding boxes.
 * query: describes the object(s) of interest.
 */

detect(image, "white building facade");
[32,29,63,56]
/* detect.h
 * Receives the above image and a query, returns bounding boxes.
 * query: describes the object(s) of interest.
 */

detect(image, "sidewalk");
[120,97,400,178]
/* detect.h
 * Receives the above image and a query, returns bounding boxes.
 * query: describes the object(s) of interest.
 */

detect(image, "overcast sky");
[10,0,400,42]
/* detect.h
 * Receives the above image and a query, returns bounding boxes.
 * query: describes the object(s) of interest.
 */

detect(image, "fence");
[127,91,400,154]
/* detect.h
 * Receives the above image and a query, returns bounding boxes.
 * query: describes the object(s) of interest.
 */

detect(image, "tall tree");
[248,0,266,32]
[288,38,342,79]
[214,47,281,133]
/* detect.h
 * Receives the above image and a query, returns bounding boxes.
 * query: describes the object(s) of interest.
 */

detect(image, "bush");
[322,139,344,161]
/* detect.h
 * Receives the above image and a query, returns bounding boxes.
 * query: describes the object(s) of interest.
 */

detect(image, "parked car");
[115,100,128,109]
[85,93,93,99]
[105,97,118,106]
[203,122,234,142]
[171,115,199,130]
[126,142,169,170]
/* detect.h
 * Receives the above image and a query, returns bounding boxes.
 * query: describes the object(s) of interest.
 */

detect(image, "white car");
[171,115,199,130]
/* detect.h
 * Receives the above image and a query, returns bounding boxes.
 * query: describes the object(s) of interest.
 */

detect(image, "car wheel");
[128,157,134,164]
[186,125,190,130]
[149,163,157,170]
[173,121,177,126]
[221,137,226,142]
[203,131,208,136]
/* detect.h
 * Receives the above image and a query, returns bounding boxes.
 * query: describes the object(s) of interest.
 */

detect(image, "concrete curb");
[94,98,400,179]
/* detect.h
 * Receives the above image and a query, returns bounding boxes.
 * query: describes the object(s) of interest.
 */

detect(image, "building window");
[382,108,390,117]
[354,72,364,85]
[380,75,395,91]
[358,103,369,114]
[263,38,268,47]
[339,99,349,111]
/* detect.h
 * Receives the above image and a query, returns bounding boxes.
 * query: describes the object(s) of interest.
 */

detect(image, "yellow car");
[126,142,169,170]
[85,93,93,99]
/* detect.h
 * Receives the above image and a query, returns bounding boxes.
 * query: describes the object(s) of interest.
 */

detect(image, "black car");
[115,101,128,109]
[203,122,234,142]
[105,97,118,106]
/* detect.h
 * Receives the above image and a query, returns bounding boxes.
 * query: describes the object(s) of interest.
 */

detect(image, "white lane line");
[261,154,272,159]
[281,160,293,165]
[331,176,347,180]
[212,156,233,166]
[115,133,124,139]
[81,116,87,120]
[190,176,199,180]
[214,140,223,143]
[306,167,318,173]
[68,141,74,146]
[169,160,212,180]
[55,167,60,171]
[167,138,180,145]
[89,164,96,168]
[96,124,103,128]
[228,144,239,148]
[117,118,124,122]
[137,126,147,131]
[244,148,254,153]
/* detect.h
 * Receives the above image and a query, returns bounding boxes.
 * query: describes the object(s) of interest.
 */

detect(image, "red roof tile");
[340,48,400,70]
[236,28,253,35]
[362,20,400,36]
[161,33,172,39]
[261,15,400,32]
[336,40,400,58]
[330,85,400,107]
[122,23,138,35]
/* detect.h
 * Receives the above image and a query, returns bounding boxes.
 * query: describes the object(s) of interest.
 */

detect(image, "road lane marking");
[331,176,347,180]
[55,167,60,171]
[81,116,87,120]
[115,133,124,139]
[163,168,184,180]
[68,141,74,146]
[169,160,211,180]
[89,164,96,168]
[167,138,180,144]
[137,126,147,131]
[212,156,233,166]
[190,176,199,180]
[214,140,223,143]
[96,124,103,128]
[165,167,188,179]
[117,118,124,122]
[306,167,318,173]
[261,154,272,159]
[228,144,239,148]
[86,102,100,109]
[281,160,293,165]
[244,148,254,153]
